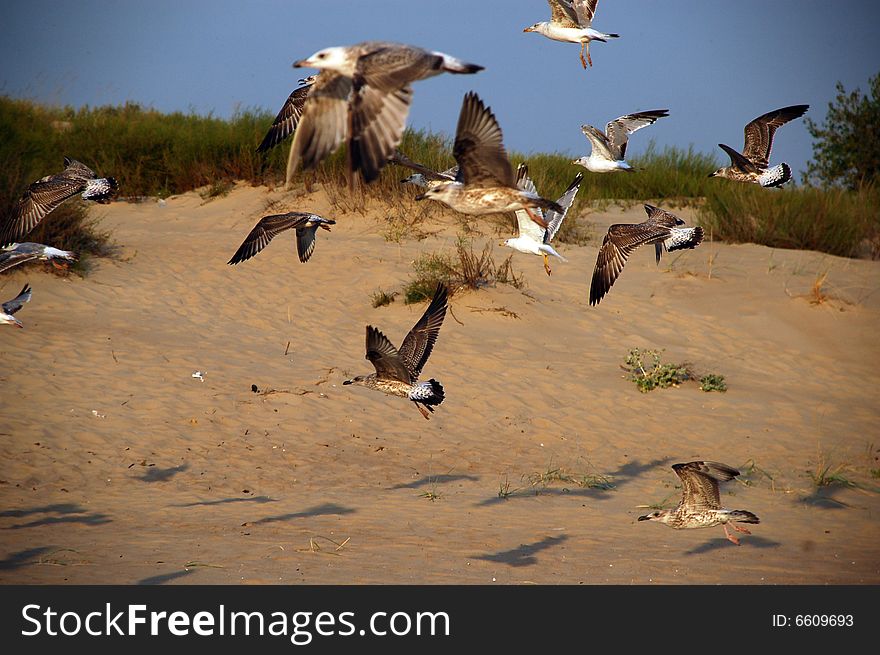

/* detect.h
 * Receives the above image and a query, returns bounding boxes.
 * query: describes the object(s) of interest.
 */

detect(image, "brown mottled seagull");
[415,92,564,229]
[710,104,809,187]
[638,461,760,545]
[343,282,448,420]
[0,242,77,273]
[524,0,619,69]
[256,75,318,153]
[227,212,335,265]
[288,41,483,186]
[0,284,32,329]
[1,158,118,246]
[573,109,669,173]
[589,204,703,306]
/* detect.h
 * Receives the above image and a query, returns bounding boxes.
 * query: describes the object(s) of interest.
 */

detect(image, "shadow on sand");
[473,535,568,568]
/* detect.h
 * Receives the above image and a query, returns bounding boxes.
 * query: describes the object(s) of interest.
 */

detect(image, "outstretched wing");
[2,176,86,246]
[256,80,315,153]
[2,283,32,315]
[718,143,757,172]
[742,104,808,168]
[547,0,580,27]
[365,325,412,383]
[389,150,457,182]
[572,0,599,27]
[453,92,514,187]
[545,173,582,244]
[605,109,669,160]
[295,225,319,263]
[580,124,613,160]
[227,212,312,265]
[672,461,739,511]
[0,251,41,274]
[513,164,546,242]
[397,282,448,380]
[589,221,671,306]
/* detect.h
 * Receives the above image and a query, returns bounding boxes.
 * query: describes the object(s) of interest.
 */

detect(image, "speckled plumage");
[227,212,335,265]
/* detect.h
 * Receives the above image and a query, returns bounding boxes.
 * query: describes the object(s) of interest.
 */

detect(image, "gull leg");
[524,207,548,229]
[415,403,431,420]
[543,253,552,276]
[731,523,752,535]
[723,524,741,545]
[579,42,587,69]
[587,45,593,68]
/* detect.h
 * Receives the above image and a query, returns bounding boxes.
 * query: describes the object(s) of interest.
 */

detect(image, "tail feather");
[410,379,445,406]
[438,54,484,75]
[730,510,760,524]
[664,226,704,252]
[760,162,792,188]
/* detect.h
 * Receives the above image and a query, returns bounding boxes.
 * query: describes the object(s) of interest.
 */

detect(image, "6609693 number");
[796,615,853,627]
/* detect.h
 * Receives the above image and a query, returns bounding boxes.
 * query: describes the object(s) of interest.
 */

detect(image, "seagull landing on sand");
[227,212,335,265]
[524,0,619,68]
[288,41,483,186]
[589,204,703,306]
[502,163,582,276]
[256,75,318,153]
[415,92,564,229]
[639,461,760,545]
[710,104,809,187]
[389,150,459,189]
[343,282,448,420]
[0,284,32,328]
[0,242,77,274]
[2,158,118,247]
[573,109,669,173]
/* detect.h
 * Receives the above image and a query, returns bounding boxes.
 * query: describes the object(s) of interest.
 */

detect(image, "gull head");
[401,173,428,188]
[708,167,729,179]
[415,182,459,203]
[295,47,355,75]
[638,510,671,524]
[572,156,589,169]
[0,314,22,328]
[343,375,364,386]
[523,23,541,34]
[297,75,318,86]
[501,238,515,249]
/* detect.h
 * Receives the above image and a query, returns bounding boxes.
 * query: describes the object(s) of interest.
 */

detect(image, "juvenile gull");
[415,92,564,229]
[0,242,77,274]
[1,158,118,246]
[256,75,318,153]
[709,104,809,187]
[589,204,703,306]
[0,283,32,329]
[638,461,760,545]
[227,212,335,265]
[343,282,448,420]
[502,163,582,276]
[573,109,669,173]
[524,0,619,68]
[288,41,483,186]
[389,150,459,189]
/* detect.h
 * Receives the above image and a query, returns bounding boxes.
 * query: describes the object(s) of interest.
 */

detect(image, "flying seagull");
[1,158,118,246]
[709,104,809,187]
[0,242,77,274]
[524,0,619,69]
[638,461,760,545]
[256,75,318,153]
[0,283,32,328]
[343,282,448,420]
[389,150,459,189]
[589,204,703,306]
[288,41,483,186]
[227,212,336,265]
[573,109,669,173]
[502,163,582,276]
[415,92,564,229]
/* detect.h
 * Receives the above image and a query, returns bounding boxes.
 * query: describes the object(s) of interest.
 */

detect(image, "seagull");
[288,41,483,186]
[227,212,335,265]
[502,163,582,276]
[415,92,564,229]
[0,283,32,328]
[709,104,809,187]
[389,150,459,189]
[524,0,619,69]
[0,242,77,274]
[589,204,703,306]
[1,158,118,246]
[343,282,448,420]
[256,75,318,153]
[638,461,760,545]
[573,109,670,173]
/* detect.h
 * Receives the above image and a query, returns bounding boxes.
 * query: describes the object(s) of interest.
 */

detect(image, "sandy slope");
[1,183,878,584]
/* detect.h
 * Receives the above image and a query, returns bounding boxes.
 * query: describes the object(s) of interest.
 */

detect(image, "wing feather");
[742,104,809,168]
[365,326,412,382]
[227,212,312,265]
[256,81,314,153]
[397,283,448,380]
[287,72,351,183]
[672,461,739,511]
[453,92,514,187]
[2,283,32,315]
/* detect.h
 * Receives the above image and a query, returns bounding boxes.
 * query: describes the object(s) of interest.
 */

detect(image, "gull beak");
[708,172,716,178]
[292,59,311,69]
[637,515,650,521]
[523,26,534,33]
[342,379,353,385]
[414,193,427,201]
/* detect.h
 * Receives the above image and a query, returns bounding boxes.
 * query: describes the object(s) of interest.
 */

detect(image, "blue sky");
[3,0,878,177]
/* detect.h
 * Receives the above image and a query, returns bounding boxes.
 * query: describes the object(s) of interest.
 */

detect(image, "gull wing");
[589,221,672,305]
[2,283,32,315]
[672,461,739,511]
[605,109,669,160]
[718,143,757,172]
[348,82,414,184]
[294,225,320,263]
[547,0,580,27]
[544,173,582,244]
[572,0,599,27]
[580,124,614,160]
[453,92,514,187]
[742,104,809,168]
[3,176,86,246]
[397,282,448,381]
[389,150,457,182]
[227,212,312,265]
[513,164,546,242]
[365,325,412,383]
[0,251,41,274]
[256,80,314,153]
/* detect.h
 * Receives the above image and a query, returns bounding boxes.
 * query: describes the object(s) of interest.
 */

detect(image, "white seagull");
[0,283,32,328]
[502,164,582,276]
[0,242,77,273]
[524,0,619,69]
[288,41,483,186]
[573,109,670,173]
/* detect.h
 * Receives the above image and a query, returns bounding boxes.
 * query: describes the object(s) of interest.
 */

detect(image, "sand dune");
[1,183,878,584]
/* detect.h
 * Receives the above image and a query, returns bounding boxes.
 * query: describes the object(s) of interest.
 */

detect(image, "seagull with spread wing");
[227,212,335,265]
[524,0,619,69]
[287,41,483,186]
[0,242,77,273]
[709,104,809,187]
[256,75,318,154]
[502,163,582,276]
[573,109,669,173]
[2,158,118,246]
[415,92,564,229]
[638,461,760,545]
[589,204,703,306]
[0,284,32,329]
[389,150,459,189]
[343,283,448,420]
